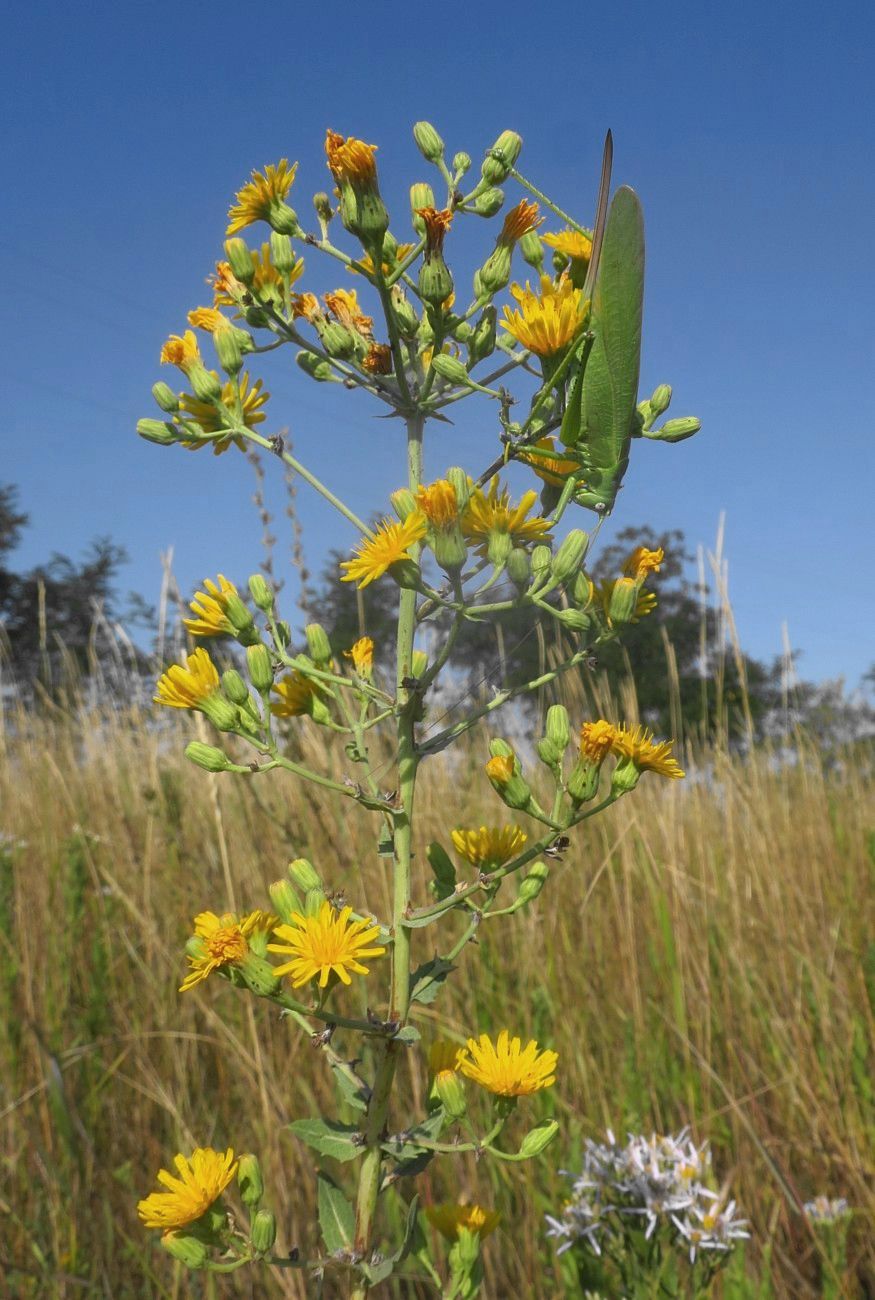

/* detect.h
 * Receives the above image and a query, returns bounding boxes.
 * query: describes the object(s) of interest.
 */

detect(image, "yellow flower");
[226,159,298,234]
[210,261,246,307]
[623,546,664,580]
[416,479,459,529]
[212,244,303,309]
[160,330,201,372]
[426,1203,501,1241]
[353,243,415,277]
[451,825,527,869]
[138,1147,238,1230]
[598,578,657,624]
[542,228,593,263]
[325,129,378,184]
[416,206,454,256]
[292,291,322,322]
[340,513,426,588]
[499,199,543,244]
[462,477,552,555]
[154,648,220,711]
[610,725,685,779]
[459,1029,558,1097]
[344,637,374,678]
[179,910,277,992]
[323,288,373,336]
[180,372,269,454]
[428,1039,465,1077]
[517,436,581,487]
[183,575,239,638]
[501,275,587,356]
[271,672,321,717]
[268,900,386,988]
[485,754,515,786]
[579,720,620,765]
[187,306,230,333]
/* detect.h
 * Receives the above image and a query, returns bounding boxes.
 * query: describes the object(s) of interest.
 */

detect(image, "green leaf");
[288,1117,362,1163]
[427,841,456,900]
[393,1024,421,1045]
[317,1172,355,1253]
[381,1110,446,1163]
[330,1062,370,1114]
[409,956,455,1006]
[380,1149,434,1189]
[359,1194,421,1284]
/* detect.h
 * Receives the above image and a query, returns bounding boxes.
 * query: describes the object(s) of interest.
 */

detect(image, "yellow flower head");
[292,291,322,323]
[611,725,685,779]
[271,672,321,718]
[353,243,415,278]
[462,477,552,555]
[416,479,459,530]
[344,636,374,678]
[451,825,527,869]
[428,1039,465,1078]
[324,288,373,337]
[325,130,378,184]
[179,909,277,992]
[485,753,515,786]
[183,575,239,638]
[579,720,620,765]
[542,228,593,263]
[267,900,386,988]
[416,206,453,257]
[460,1029,558,1097]
[210,261,246,307]
[154,648,220,711]
[599,577,657,624]
[187,306,230,333]
[500,199,543,244]
[518,436,581,487]
[180,372,269,454]
[160,330,201,372]
[362,343,393,374]
[138,1147,238,1230]
[226,159,298,235]
[426,1203,501,1241]
[340,513,426,588]
[502,275,587,356]
[623,546,664,580]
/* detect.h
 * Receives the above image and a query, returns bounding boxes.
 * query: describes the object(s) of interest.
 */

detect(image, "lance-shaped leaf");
[577,185,645,512]
[317,1172,355,1252]
[288,1117,362,1163]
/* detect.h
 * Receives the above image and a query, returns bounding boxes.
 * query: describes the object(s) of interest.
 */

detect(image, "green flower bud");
[452,150,472,177]
[288,857,321,893]
[418,254,454,307]
[646,416,702,443]
[506,547,530,590]
[319,322,356,359]
[611,757,641,794]
[244,304,269,328]
[550,529,590,584]
[485,744,532,811]
[304,623,332,667]
[251,1209,277,1254]
[607,577,639,624]
[296,351,337,382]
[185,741,232,773]
[413,121,444,163]
[649,383,672,418]
[223,591,256,639]
[570,571,593,608]
[554,608,591,633]
[269,231,296,276]
[481,130,522,184]
[187,363,223,404]
[247,643,274,692]
[313,191,333,223]
[390,557,423,590]
[518,1118,559,1157]
[137,418,177,446]
[248,573,274,612]
[225,238,255,283]
[200,692,240,732]
[410,183,436,232]
[214,325,243,376]
[445,467,471,512]
[519,229,544,269]
[468,306,497,366]
[431,527,468,574]
[434,1069,467,1120]
[239,951,280,997]
[221,669,249,706]
[411,649,428,678]
[531,545,552,585]
[478,244,513,295]
[516,861,549,905]
[237,1153,264,1208]
[152,381,179,413]
[567,756,601,803]
[269,876,303,924]
[453,320,473,343]
[390,487,417,520]
[546,705,571,754]
[390,285,419,337]
[467,186,504,218]
[431,353,470,387]
[486,529,513,568]
[160,1231,209,1269]
[267,201,300,237]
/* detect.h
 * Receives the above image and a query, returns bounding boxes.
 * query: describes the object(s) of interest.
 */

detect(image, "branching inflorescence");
[136,121,703,1296]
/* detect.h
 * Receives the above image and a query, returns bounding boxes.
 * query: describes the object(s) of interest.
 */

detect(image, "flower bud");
[225,238,255,284]
[607,576,639,624]
[481,130,522,184]
[545,705,571,755]
[187,364,223,404]
[506,546,530,590]
[646,416,702,443]
[185,741,232,773]
[200,692,240,732]
[237,1153,264,1208]
[269,231,296,276]
[570,571,593,608]
[445,467,471,512]
[410,183,436,233]
[296,351,337,381]
[531,545,552,585]
[313,191,333,223]
[137,418,177,446]
[431,353,470,387]
[247,643,274,692]
[221,669,250,705]
[550,529,589,584]
[467,187,504,218]
[468,306,497,366]
[267,201,300,237]
[269,877,303,923]
[567,756,601,803]
[390,285,419,337]
[390,557,422,590]
[611,757,641,794]
[516,861,549,905]
[390,487,417,520]
[152,381,179,413]
[518,1118,559,1157]
[413,121,445,163]
[478,244,513,295]
[419,255,453,308]
[239,951,280,997]
[519,229,544,269]
[434,1069,467,1120]
[452,151,472,177]
[485,744,531,811]
[248,573,275,612]
[160,1232,209,1269]
[288,857,321,893]
[649,383,672,418]
[305,623,332,667]
[319,322,356,359]
[251,1209,277,1254]
[554,608,591,633]
[411,649,428,678]
[214,326,243,376]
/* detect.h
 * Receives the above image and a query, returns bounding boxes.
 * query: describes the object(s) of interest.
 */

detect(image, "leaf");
[359,1194,421,1284]
[381,1109,446,1163]
[409,956,455,1006]
[288,1117,362,1163]
[393,1024,421,1046]
[317,1172,355,1253]
[330,1062,370,1114]
[380,1149,434,1189]
[360,1256,395,1285]
[426,841,456,900]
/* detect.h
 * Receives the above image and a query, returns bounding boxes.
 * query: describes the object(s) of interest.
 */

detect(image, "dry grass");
[0,673,872,1298]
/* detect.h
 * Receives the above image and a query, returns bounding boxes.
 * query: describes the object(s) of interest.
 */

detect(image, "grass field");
[1,668,872,1297]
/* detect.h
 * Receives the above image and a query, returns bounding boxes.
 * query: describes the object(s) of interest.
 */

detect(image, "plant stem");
[239,428,373,536]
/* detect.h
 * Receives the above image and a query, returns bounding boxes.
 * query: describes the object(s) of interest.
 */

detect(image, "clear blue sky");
[2,0,873,686]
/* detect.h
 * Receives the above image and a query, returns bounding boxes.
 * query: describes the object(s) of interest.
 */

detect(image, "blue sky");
[2,0,873,686]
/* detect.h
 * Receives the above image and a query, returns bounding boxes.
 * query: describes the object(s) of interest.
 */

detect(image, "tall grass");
[0,656,872,1297]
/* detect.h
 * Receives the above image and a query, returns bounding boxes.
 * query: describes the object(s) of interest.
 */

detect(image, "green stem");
[238,428,373,536]
[508,166,591,234]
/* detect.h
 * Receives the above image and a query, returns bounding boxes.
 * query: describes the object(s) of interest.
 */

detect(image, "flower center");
[207,925,247,964]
